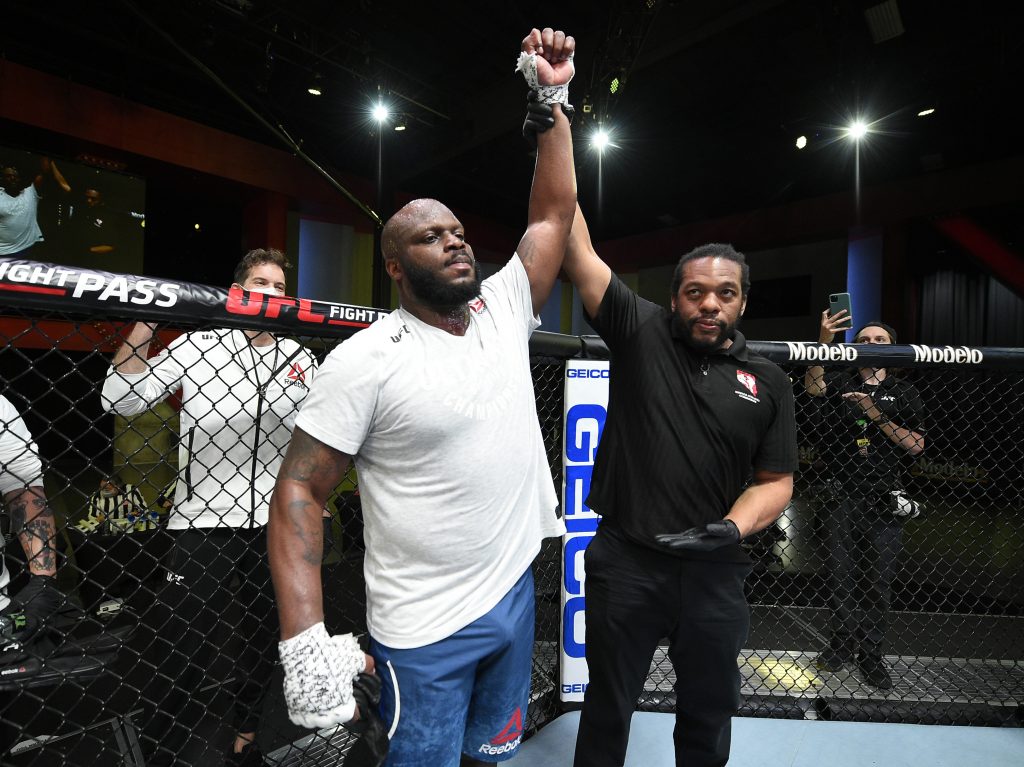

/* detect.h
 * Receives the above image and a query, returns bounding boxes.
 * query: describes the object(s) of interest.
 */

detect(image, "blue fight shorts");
[369,567,535,766]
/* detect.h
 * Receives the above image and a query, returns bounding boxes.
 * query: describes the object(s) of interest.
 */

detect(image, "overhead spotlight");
[795,135,807,149]
[846,120,869,140]
[592,128,611,152]
[393,115,407,131]
[307,74,324,96]
[917,107,935,117]
[372,102,389,123]
[609,77,620,95]
[194,223,201,231]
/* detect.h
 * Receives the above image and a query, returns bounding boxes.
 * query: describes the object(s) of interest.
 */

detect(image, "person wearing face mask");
[803,317,926,689]
[101,248,317,766]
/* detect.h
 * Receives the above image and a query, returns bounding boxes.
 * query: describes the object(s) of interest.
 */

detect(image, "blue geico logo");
[562,401,605,659]
[566,368,610,378]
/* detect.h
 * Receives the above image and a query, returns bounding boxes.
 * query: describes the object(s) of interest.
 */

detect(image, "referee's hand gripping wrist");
[655,519,742,552]
[278,622,371,729]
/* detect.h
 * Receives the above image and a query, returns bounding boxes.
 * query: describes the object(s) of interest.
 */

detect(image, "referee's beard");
[673,313,738,354]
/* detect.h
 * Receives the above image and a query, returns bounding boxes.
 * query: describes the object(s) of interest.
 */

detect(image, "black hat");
[853,321,897,344]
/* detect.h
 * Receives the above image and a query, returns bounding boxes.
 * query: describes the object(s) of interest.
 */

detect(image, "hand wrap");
[515,51,574,107]
[279,622,365,729]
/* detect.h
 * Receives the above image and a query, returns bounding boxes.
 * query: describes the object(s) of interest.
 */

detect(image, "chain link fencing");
[1,262,1021,765]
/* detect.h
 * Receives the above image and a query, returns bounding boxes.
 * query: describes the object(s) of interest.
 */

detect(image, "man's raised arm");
[515,27,578,315]
[563,203,612,320]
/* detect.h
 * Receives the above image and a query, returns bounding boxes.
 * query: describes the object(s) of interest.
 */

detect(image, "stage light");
[372,103,389,123]
[796,135,807,149]
[917,107,935,117]
[846,120,868,140]
[194,223,201,231]
[609,77,620,95]
[307,73,324,96]
[592,129,611,152]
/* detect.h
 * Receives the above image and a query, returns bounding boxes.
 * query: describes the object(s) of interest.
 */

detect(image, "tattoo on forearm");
[11,493,57,573]
[286,498,323,567]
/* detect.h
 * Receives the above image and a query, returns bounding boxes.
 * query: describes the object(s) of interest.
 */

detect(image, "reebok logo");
[287,363,306,382]
[478,708,523,755]
[491,708,522,744]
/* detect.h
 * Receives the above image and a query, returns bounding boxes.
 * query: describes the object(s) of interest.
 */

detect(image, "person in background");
[101,248,317,765]
[804,313,925,689]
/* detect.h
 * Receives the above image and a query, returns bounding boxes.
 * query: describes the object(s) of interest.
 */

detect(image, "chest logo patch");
[736,370,758,396]
[468,297,487,314]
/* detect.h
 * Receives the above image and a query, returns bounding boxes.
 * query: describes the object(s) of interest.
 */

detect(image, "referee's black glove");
[343,671,389,767]
[655,519,741,552]
[522,92,574,149]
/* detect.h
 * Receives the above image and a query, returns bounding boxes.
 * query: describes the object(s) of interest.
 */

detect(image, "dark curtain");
[920,271,1024,347]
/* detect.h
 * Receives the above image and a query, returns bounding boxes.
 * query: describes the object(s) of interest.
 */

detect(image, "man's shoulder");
[325,313,404,363]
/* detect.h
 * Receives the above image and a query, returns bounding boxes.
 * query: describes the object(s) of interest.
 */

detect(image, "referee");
[560,204,797,767]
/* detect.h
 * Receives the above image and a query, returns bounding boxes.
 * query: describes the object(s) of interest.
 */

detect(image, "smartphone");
[828,292,853,330]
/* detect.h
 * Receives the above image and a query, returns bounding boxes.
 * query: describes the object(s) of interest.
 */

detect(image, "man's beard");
[673,313,738,353]
[404,259,482,308]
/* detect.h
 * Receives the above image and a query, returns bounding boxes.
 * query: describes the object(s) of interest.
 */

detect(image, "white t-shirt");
[0,186,43,255]
[296,255,563,648]
[0,395,45,611]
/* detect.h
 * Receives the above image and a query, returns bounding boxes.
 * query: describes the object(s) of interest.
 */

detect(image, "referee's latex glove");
[655,519,742,552]
[278,622,369,729]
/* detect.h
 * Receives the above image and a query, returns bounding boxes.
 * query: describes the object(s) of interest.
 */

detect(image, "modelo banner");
[560,359,609,703]
[0,257,388,339]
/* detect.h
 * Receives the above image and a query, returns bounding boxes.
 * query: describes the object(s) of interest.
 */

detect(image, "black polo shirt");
[586,275,798,561]
[818,370,925,497]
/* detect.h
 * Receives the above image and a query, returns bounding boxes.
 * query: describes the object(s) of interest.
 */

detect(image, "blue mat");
[514,711,1024,766]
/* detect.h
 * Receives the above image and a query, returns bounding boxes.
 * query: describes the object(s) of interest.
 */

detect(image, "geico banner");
[560,359,609,703]
[0,257,388,339]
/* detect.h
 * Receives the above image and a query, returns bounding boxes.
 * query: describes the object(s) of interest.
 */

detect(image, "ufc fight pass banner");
[560,360,609,703]
[0,257,388,339]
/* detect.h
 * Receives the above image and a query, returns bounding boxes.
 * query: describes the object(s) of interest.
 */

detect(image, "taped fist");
[655,519,742,552]
[343,672,390,767]
[517,27,575,107]
[279,622,370,730]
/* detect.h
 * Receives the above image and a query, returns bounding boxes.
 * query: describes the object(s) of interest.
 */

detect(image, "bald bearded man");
[269,27,577,767]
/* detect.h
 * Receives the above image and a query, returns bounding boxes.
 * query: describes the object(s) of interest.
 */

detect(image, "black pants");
[574,527,752,767]
[823,496,903,653]
[139,527,277,762]
[69,528,171,611]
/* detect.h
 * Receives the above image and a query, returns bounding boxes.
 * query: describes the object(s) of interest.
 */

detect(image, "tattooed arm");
[269,426,351,640]
[6,486,57,576]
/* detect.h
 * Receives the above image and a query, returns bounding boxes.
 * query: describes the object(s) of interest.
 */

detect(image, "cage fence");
[0,270,1021,766]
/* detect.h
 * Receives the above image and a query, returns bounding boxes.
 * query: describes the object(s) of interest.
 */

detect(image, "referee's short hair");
[670,243,751,298]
